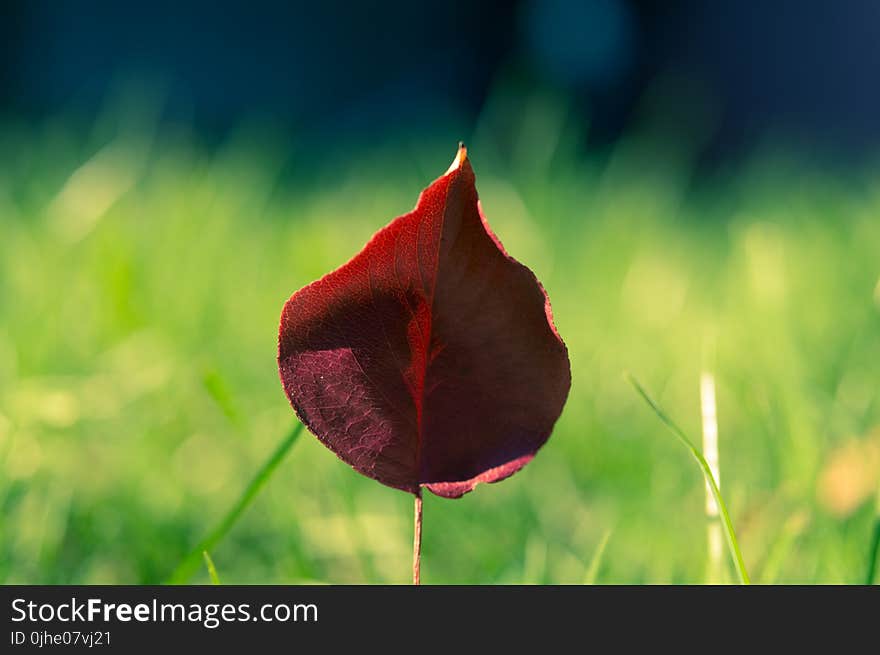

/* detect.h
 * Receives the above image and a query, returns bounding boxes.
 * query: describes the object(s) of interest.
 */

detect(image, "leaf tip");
[446,142,468,174]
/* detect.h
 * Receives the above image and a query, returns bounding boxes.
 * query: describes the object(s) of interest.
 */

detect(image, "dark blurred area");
[2,0,880,164]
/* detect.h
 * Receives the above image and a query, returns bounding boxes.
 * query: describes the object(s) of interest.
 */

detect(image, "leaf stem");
[166,422,305,584]
[627,373,751,585]
[413,490,423,585]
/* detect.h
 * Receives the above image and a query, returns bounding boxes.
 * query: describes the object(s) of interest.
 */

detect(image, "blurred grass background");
[1,88,879,585]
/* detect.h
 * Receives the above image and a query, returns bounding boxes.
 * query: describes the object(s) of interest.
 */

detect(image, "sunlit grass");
[202,551,221,585]
[628,374,749,584]
[167,423,304,584]
[1,100,879,584]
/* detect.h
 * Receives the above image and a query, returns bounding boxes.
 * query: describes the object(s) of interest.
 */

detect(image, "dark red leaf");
[278,146,570,498]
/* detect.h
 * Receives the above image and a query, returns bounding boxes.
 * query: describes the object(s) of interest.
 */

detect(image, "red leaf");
[278,146,570,498]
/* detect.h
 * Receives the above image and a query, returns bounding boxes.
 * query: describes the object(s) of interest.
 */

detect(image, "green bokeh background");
[1,93,879,584]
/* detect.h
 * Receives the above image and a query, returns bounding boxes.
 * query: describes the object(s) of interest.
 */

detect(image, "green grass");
[202,551,221,585]
[167,422,304,583]
[1,103,879,584]
[628,374,749,584]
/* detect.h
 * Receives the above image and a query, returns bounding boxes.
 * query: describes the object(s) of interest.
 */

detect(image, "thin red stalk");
[413,490,423,585]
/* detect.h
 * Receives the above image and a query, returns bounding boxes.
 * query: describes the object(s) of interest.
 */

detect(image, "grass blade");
[166,422,305,584]
[627,373,751,585]
[584,528,613,585]
[202,550,221,585]
[866,490,880,585]
[700,370,725,584]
